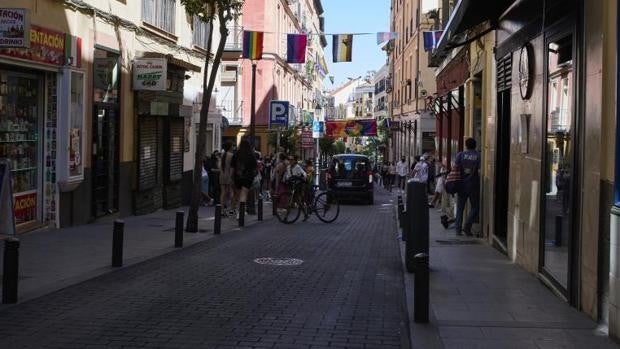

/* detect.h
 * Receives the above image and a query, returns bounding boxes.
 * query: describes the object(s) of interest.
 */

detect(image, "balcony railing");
[219,99,243,125]
[225,25,243,51]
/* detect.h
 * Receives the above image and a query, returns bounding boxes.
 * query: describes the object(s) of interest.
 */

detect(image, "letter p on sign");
[269,100,289,128]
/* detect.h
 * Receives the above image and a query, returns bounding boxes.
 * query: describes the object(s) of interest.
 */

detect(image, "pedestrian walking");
[201,157,214,206]
[232,139,258,217]
[411,155,429,184]
[396,156,408,191]
[387,161,397,192]
[207,151,221,204]
[220,142,235,216]
[454,138,481,236]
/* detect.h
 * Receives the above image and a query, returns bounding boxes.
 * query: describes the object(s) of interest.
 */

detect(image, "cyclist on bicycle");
[283,155,309,219]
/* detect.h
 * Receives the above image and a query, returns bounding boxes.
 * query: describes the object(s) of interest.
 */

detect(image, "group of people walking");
[200,139,316,219]
[377,137,481,237]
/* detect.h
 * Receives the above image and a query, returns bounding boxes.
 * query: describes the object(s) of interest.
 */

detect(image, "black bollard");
[214,204,222,235]
[238,202,245,227]
[397,196,404,229]
[405,181,429,273]
[258,197,263,221]
[175,211,184,248]
[2,238,20,304]
[413,253,430,323]
[402,209,408,241]
[112,220,124,267]
[272,195,278,216]
[554,215,563,247]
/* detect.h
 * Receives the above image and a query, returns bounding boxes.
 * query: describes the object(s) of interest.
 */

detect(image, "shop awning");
[140,51,202,73]
[430,0,515,67]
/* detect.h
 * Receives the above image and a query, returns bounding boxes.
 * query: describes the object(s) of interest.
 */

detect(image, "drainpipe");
[610,0,620,339]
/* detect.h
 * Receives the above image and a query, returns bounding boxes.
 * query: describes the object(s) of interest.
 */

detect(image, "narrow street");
[0,190,409,349]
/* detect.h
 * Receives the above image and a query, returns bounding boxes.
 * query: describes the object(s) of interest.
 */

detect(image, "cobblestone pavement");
[0,190,409,348]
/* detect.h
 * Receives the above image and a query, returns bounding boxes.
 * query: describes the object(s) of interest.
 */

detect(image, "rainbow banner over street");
[242,30,264,60]
[325,119,377,137]
[287,34,307,63]
[332,34,353,63]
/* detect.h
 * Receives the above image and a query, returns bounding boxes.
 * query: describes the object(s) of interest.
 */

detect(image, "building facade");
[0,0,225,231]
[387,0,438,165]
[431,0,620,340]
[223,0,327,154]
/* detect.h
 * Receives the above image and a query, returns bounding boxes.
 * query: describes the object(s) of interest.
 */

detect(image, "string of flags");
[241,30,442,64]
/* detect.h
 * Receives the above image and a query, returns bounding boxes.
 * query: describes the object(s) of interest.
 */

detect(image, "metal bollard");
[238,202,245,227]
[397,195,404,228]
[413,253,429,323]
[401,209,408,241]
[257,197,263,221]
[406,181,429,273]
[272,195,278,216]
[2,238,20,304]
[554,215,562,247]
[175,211,184,248]
[214,204,222,235]
[112,220,124,267]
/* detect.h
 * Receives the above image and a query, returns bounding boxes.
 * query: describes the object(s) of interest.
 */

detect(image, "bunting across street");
[286,34,307,63]
[376,32,398,45]
[332,34,353,63]
[242,30,264,60]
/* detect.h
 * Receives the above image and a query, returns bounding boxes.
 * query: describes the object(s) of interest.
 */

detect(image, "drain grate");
[253,258,304,266]
[435,239,479,245]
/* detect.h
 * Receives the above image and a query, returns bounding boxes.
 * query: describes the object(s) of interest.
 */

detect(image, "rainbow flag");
[242,31,264,60]
[287,34,307,63]
[332,34,353,63]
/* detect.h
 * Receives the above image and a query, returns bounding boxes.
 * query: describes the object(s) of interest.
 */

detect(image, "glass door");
[541,33,575,292]
[0,71,43,227]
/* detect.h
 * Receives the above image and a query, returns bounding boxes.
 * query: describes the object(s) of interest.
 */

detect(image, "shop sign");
[301,130,313,149]
[13,192,36,223]
[0,159,16,235]
[0,8,30,48]
[0,25,70,66]
[133,58,167,91]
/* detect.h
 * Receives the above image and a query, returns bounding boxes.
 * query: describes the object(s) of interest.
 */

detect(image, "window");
[192,16,210,48]
[142,0,176,34]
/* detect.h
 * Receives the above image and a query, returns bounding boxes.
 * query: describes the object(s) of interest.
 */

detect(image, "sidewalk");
[0,203,269,304]
[393,190,619,348]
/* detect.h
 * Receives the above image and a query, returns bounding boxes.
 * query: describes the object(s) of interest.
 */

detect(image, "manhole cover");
[253,258,304,266]
[435,239,479,245]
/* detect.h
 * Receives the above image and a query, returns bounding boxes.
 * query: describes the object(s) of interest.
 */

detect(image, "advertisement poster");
[0,8,30,48]
[325,119,378,137]
[0,25,66,65]
[133,58,167,91]
[301,130,313,149]
[13,191,36,225]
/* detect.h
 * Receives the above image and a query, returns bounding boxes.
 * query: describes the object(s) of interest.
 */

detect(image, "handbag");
[444,166,462,194]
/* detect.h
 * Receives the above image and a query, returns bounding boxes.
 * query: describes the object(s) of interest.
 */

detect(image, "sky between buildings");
[322,0,440,90]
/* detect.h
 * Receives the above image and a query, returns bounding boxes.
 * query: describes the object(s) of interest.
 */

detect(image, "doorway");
[92,104,119,217]
[494,54,512,249]
[540,32,577,297]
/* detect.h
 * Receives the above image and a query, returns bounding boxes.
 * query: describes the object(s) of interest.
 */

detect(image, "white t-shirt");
[412,161,429,183]
[396,161,408,177]
[435,176,445,193]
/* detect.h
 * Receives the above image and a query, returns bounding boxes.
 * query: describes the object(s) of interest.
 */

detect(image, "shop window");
[142,0,176,34]
[192,15,211,49]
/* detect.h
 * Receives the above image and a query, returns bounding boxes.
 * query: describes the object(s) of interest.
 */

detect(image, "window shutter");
[142,0,155,24]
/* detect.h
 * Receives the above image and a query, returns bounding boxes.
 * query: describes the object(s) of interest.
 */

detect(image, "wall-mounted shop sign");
[0,24,82,67]
[0,8,30,48]
[133,58,167,91]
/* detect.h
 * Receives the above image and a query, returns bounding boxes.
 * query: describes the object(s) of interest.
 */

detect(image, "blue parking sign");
[269,100,289,128]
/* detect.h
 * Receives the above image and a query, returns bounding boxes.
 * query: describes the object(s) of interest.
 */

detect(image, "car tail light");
[368,170,373,184]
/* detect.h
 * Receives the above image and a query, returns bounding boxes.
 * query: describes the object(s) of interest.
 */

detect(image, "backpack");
[444,166,462,194]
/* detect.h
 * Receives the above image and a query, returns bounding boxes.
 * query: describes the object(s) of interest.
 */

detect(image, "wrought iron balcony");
[224,25,243,52]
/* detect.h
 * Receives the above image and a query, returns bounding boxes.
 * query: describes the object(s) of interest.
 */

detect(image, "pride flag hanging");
[376,32,398,45]
[423,31,443,52]
[332,34,353,63]
[287,34,307,63]
[242,31,264,60]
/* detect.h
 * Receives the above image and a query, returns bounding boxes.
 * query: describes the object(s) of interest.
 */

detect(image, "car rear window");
[331,157,369,179]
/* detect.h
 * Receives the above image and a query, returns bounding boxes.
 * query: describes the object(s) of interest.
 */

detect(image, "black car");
[327,154,374,205]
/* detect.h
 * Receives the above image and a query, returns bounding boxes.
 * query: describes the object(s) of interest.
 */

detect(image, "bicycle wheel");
[314,192,340,223]
[275,191,302,224]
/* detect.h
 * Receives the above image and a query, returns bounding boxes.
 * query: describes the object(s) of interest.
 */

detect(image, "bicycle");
[275,181,340,224]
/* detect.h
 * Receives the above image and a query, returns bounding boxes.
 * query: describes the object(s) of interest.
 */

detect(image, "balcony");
[219,99,243,125]
[223,25,243,60]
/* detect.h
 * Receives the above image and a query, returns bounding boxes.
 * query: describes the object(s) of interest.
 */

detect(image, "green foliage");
[267,128,299,155]
[319,138,335,154]
[334,141,346,154]
[180,0,244,22]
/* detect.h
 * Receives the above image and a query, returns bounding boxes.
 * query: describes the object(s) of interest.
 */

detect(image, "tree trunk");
[186,6,229,232]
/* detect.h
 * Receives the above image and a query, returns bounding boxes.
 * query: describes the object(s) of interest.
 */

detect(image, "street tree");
[182,0,244,232]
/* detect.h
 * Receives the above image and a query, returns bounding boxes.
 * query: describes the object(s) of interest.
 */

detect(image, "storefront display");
[0,71,42,225]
